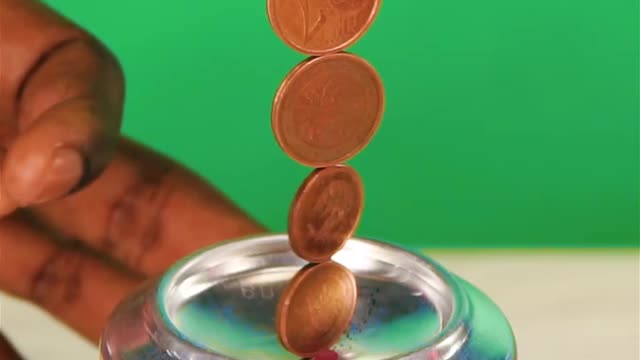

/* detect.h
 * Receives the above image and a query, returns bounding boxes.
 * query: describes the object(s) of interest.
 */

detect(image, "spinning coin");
[276,262,357,357]
[272,53,385,167]
[267,0,382,55]
[288,165,364,263]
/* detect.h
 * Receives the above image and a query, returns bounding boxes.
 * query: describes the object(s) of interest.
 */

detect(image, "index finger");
[32,138,267,276]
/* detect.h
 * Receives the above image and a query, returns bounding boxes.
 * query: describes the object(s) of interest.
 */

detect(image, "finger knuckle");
[30,248,84,310]
[103,167,173,270]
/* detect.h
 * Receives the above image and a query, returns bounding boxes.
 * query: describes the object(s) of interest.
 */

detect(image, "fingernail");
[32,147,84,204]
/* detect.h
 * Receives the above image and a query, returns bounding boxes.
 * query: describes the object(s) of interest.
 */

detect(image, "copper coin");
[267,0,382,55]
[311,350,339,360]
[276,262,357,357]
[272,53,384,167]
[288,165,363,262]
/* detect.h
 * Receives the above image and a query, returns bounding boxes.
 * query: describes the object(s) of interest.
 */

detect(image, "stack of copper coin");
[267,0,384,358]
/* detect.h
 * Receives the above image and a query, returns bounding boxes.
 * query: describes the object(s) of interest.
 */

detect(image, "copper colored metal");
[288,165,364,263]
[276,261,357,357]
[272,53,385,167]
[267,0,382,56]
[310,349,339,360]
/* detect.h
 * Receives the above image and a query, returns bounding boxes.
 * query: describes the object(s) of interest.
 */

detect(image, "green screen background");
[46,0,638,248]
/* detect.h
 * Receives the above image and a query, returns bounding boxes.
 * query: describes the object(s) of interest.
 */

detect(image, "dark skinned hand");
[0,1,266,358]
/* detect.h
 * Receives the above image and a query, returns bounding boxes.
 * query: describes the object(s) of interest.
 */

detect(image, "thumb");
[3,38,123,208]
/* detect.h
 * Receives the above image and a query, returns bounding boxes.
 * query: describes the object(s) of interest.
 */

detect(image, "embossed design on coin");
[276,262,357,357]
[267,0,381,55]
[272,53,384,167]
[288,165,364,263]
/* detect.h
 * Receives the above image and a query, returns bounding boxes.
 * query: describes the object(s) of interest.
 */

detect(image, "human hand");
[0,0,124,215]
[0,1,266,358]
[1,139,266,358]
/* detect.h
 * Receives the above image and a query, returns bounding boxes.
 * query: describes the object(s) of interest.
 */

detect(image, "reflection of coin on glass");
[275,261,357,358]
[309,349,339,360]
[288,165,364,263]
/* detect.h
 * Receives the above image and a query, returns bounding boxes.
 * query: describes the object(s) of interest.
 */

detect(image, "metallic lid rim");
[152,233,471,360]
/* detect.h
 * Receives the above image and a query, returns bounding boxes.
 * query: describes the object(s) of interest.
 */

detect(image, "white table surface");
[2,251,638,360]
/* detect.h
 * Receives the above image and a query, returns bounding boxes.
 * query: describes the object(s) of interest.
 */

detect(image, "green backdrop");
[46,0,638,248]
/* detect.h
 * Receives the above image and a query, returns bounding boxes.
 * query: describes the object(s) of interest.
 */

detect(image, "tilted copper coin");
[272,53,385,167]
[267,0,382,55]
[276,261,357,357]
[288,165,364,263]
